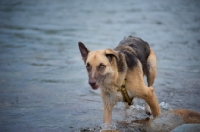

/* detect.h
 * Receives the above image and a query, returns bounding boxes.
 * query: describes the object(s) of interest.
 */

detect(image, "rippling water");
[0,0,200,131]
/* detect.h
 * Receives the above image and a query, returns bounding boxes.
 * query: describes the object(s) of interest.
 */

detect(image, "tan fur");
[125,59,160,117]
[100,49,159,124]
[78,42,160,125]
[145,48,157,115]
[147,48,157,86]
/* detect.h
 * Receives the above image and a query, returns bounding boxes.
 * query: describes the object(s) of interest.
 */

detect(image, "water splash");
[130,104,145,110]
[159,102,172,110]
[100,123,116,131]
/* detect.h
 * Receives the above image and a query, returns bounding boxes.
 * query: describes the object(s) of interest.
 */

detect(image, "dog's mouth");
[89,74,108,90]
[90,84,99,90]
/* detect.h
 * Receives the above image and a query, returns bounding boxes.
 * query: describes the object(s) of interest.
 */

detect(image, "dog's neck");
[101,69,127,92]
[100,54,128,92]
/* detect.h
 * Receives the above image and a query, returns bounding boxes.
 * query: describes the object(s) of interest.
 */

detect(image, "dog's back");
[115,36,150,75]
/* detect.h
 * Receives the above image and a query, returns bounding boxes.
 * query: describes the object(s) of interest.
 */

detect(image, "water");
[0,0,200,131]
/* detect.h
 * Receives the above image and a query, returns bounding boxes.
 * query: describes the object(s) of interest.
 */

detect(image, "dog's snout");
[88,78,99,90]
[89,79,96,86]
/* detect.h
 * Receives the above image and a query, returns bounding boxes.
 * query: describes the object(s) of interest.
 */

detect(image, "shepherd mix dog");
[78,36,160,125]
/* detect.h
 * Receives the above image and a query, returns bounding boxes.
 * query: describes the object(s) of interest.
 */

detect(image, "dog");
[78,36,160,125]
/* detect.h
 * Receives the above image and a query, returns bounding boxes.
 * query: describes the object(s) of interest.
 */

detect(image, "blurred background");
[0,0,200,131]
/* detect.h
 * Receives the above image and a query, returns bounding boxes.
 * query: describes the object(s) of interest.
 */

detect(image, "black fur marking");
[122,50,137,70]
[116,36,150,74]
[105,54,113,63]
[116,53,126,72]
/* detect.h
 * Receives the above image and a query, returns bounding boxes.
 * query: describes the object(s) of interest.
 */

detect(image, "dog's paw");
[146,110,152,116]
[145,104,152,116]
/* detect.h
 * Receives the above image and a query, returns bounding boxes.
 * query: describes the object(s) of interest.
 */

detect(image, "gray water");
[0,0,200,131]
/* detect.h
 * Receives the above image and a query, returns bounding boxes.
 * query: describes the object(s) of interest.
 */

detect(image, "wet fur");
[78,36,160,124]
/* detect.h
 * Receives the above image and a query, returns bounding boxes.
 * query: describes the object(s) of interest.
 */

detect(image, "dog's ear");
[105,49,119,62]
[78,42,90,63]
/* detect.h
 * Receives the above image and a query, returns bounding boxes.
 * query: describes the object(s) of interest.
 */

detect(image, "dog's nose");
[89,79,96,86]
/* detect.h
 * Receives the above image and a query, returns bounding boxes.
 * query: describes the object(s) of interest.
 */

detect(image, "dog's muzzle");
[89,79,99,90]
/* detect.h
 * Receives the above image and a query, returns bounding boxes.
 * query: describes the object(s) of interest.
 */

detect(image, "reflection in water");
[0,0,200,131]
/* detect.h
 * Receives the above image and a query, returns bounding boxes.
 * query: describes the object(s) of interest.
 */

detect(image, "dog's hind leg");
[145,48,157,115]
[143,86,160,117]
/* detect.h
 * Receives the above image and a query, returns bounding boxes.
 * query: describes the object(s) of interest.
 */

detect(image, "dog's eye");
[86,63,91,71]
[99,63,106,70]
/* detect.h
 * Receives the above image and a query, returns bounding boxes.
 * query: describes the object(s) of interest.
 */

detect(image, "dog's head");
[78,42,119,90]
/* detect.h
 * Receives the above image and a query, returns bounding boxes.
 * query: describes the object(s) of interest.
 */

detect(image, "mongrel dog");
[78,36,160,125]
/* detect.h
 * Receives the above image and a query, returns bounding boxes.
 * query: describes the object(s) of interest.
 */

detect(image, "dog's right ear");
[78,42,90,63]
[105,49,119,62]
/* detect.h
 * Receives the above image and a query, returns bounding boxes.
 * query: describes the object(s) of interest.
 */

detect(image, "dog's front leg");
[103,103,114,125]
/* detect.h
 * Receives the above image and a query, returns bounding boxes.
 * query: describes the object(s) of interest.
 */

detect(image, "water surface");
[0,0,200,131]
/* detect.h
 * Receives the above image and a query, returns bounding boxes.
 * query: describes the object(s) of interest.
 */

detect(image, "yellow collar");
[118,79,133,105]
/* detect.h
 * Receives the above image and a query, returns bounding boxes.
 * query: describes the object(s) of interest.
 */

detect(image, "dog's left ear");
[105,49,119,62]
[78,42,90,63]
